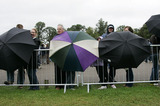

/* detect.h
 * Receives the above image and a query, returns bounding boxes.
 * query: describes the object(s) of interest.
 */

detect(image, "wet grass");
[0,83,160,106]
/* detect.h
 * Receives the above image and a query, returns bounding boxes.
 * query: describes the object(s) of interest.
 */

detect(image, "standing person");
[55,24,66,90]
[27,28,40,90]
[123,26,134,87]
[54,24,76,90]
[91,56,108,89]
[4,24,24,85]
[16,24,26,89]
[150,34,160,85]
[97,24,116,89]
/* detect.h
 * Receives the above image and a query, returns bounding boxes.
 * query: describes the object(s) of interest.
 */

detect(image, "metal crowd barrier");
[0,45,160,93]
[0,49,79,93]
[81,44,160,92]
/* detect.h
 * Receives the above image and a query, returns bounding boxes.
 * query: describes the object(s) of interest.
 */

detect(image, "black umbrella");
[0,27,36,71]
[99,31,151,68]
[146,14,160,37]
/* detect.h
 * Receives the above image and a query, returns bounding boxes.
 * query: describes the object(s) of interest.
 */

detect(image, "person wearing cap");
[98,24,114,40]
[96,24,117,89]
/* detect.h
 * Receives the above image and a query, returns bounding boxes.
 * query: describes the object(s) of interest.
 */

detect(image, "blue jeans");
[7,70,14,82]
[27,69,39,89]
[126,68,134,87]
[150,54,159,80]
[17,67,25,84]
[66,71,75,89]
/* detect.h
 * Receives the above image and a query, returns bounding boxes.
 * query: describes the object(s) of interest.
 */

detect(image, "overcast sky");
[0,0,160,34]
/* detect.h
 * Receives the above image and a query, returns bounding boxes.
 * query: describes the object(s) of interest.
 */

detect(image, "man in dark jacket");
[27,28,40,90]
[150,35,160,84]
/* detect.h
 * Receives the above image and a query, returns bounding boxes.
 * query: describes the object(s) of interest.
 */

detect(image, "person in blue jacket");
[97,24,117,89]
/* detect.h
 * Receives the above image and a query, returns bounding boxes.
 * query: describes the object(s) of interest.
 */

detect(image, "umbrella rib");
[127,46,139,66]
[73,40,99,57]
[100,43,124,56]
[7,42,35,45]
[6,44,33,63]
[150,23,160,31]
[6,30,29,42]
[49,41,71,57]
[73,43,97,57]
[128,40,150,53]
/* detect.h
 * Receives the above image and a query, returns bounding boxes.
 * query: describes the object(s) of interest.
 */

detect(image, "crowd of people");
[3,23,159,90]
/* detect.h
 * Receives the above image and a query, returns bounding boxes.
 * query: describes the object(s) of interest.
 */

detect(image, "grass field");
[0,83,160,106]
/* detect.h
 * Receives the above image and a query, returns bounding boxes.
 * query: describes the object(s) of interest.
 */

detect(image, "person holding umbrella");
[96,24,116,89]
[54,24,67,90]
[51,24,99,90]
[16,24,26,89]
[4,24,25,85]
[123,26,134,87]
[145,14,160,85]
[27,28,40,90]
[53,24,76,90]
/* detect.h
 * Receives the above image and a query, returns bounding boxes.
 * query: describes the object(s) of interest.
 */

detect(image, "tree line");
[35,18,152,44]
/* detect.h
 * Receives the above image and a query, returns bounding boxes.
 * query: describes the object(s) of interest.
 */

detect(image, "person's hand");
[97,37,101,41]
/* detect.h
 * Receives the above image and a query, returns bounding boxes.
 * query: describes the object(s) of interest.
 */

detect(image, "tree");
[86,27,98,38]
[116,25,125,32]
[42,27,57,44]
[35,21,45,39]
[67,24,86,31]
[138,24,152,39]
[133,28,140,35]
[35,22,57,44]
[95,18,108,36]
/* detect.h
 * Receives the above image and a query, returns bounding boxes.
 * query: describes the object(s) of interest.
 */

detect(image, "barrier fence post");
[87,84,90,93]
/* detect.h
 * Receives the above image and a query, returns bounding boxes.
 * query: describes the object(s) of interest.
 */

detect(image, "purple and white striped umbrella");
[49,31,99,71]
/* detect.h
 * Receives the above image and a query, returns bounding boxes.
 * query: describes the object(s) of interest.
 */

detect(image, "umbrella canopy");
[49,31,99,71]
[0,27,36,71]
[146,14,160,37]
[99,31,151,68]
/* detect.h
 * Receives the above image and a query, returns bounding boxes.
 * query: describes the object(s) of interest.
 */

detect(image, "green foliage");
[67,24,86,31]
[95,18,108,36]
[138,24,152,39]
[34,19,151,43]
[35,21,45,39]
[35,22,57,44]
[42,27,57,44]
[116,25,125,32]
[133,28,140,35]
[85,27,99,39]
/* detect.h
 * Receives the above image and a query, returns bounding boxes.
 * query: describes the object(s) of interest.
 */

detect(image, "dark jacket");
[28,38,40,69]
[150,35,160,53]
[101,24,115,38]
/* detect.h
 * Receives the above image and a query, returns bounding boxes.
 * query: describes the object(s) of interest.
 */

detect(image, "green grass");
[0,83,160,106]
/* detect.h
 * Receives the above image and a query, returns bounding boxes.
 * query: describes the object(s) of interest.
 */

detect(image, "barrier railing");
[81,44,160,92]
[0,45,159,93]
